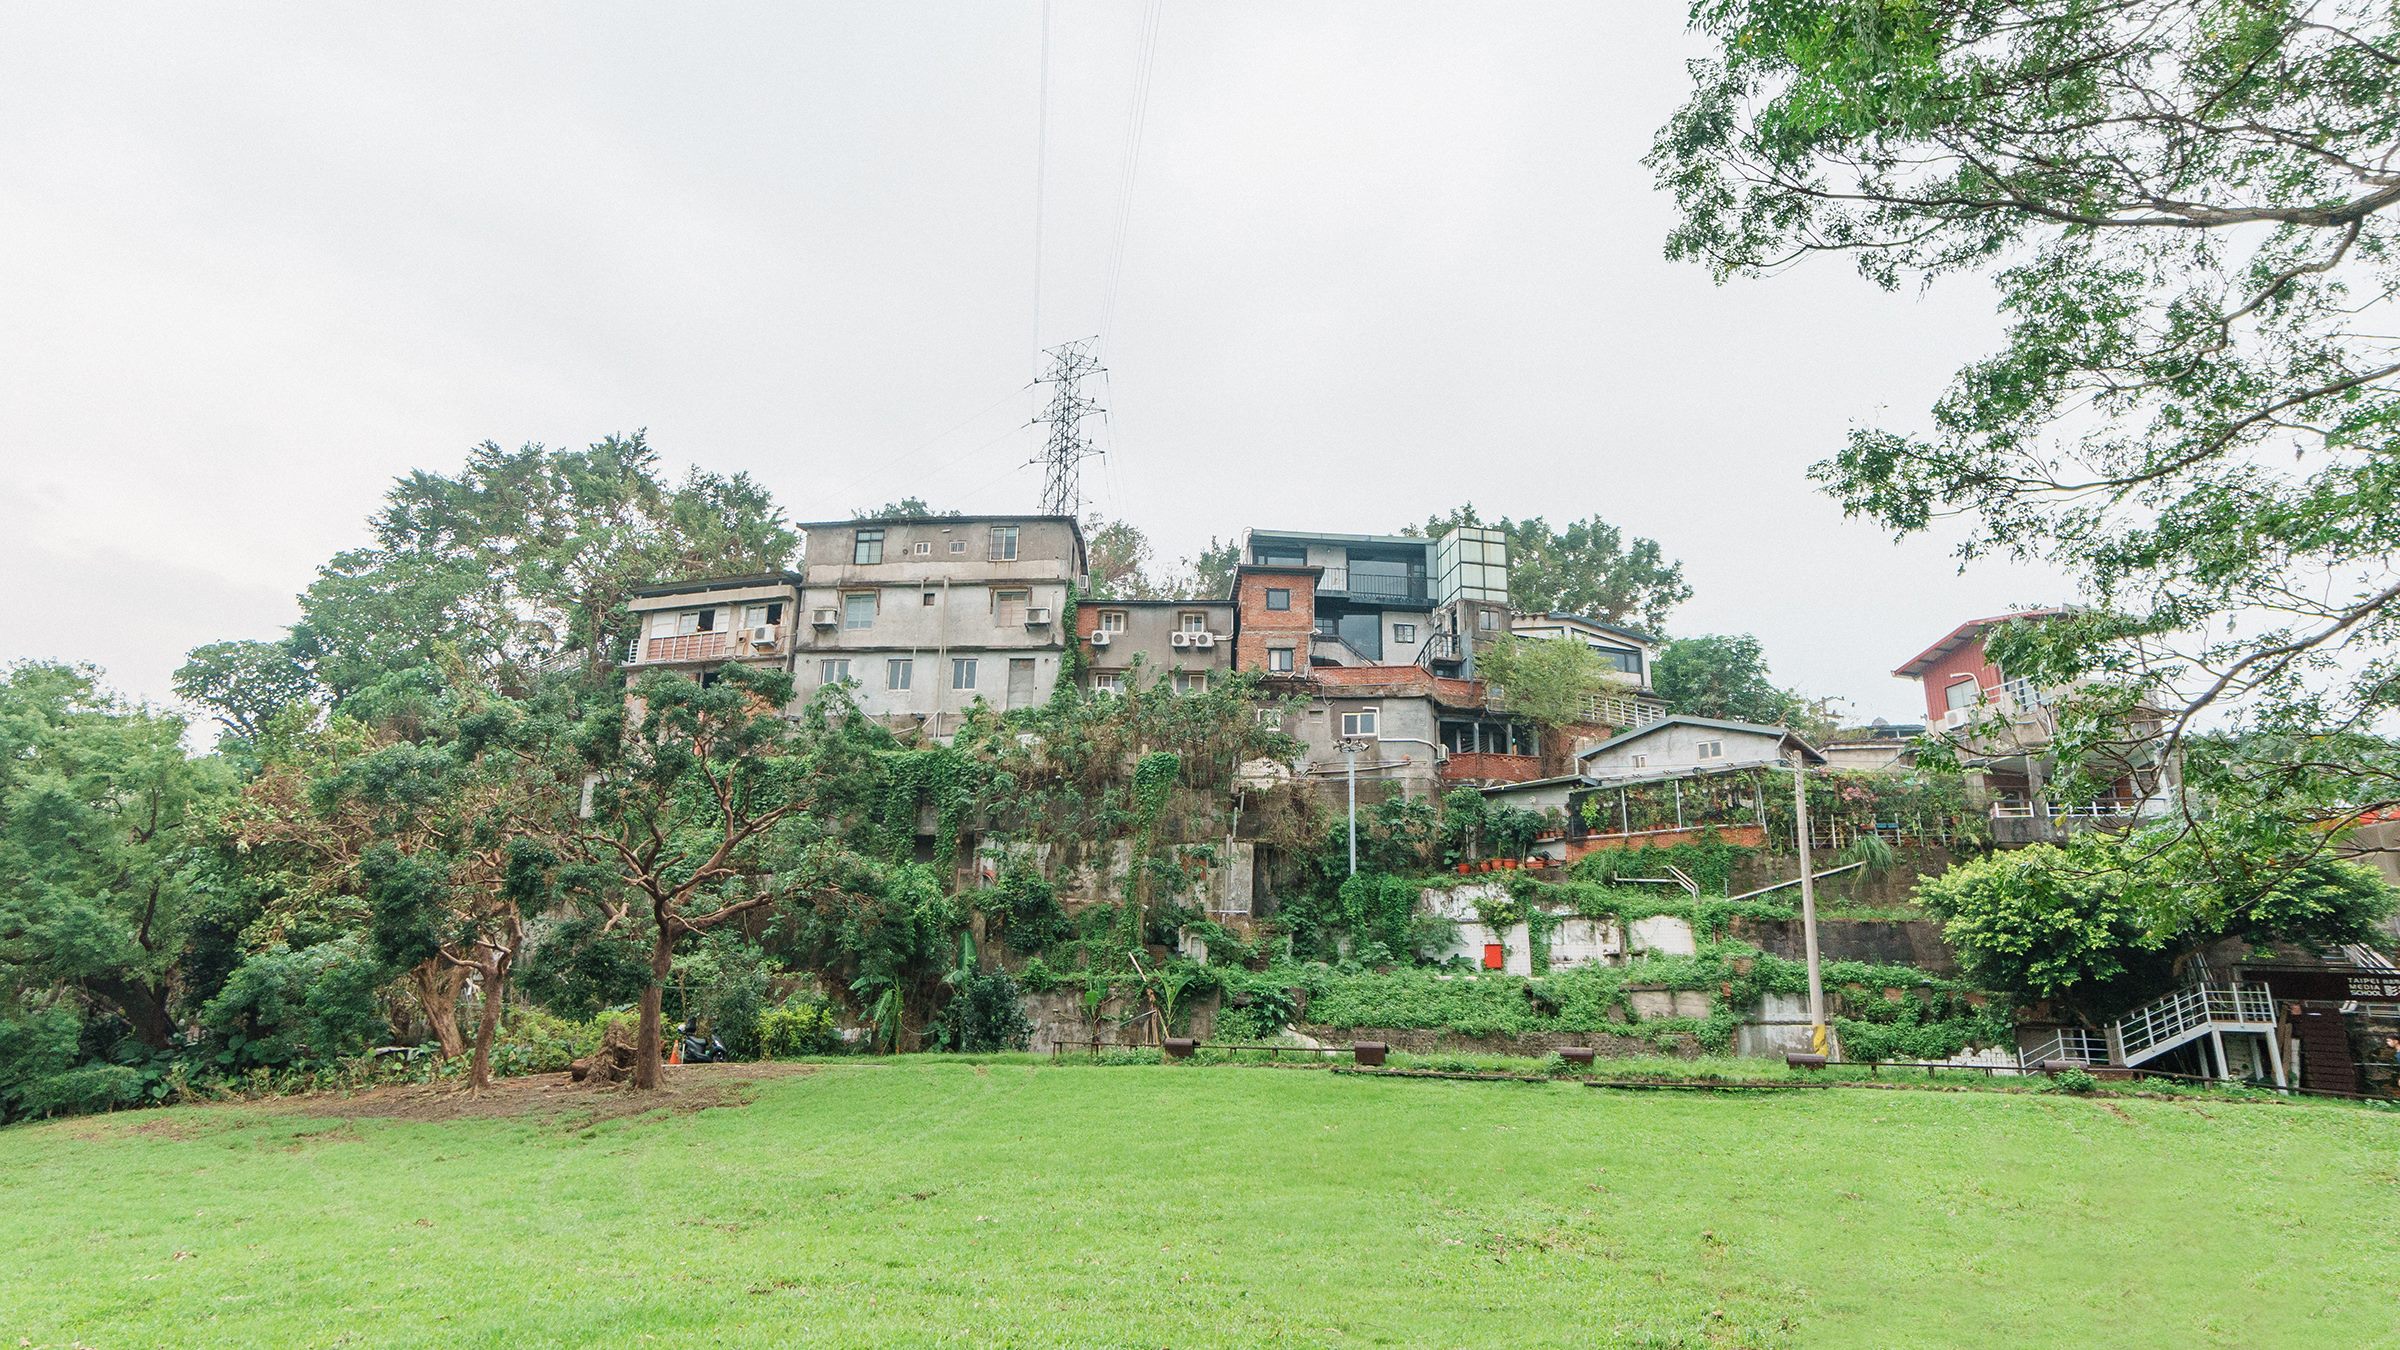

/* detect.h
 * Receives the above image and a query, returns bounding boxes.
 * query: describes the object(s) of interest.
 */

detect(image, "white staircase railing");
[2019,1029,2110,1069]
[2114,983,2274,1064]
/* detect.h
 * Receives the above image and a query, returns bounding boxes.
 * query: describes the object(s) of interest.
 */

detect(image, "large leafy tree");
[172,640,315,744]
[0,665,236,1072]
[1651,633,1798,727]
[1473,635,1631,731]
[288,433,797,704]
[1652,2,2400,838]
[1414,506,1690,631]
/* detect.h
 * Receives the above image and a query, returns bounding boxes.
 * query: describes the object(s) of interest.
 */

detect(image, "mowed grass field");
[2,1060,2395,1348]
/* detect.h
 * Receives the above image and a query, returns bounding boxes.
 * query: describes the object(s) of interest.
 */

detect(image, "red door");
[1483,943,1505,970]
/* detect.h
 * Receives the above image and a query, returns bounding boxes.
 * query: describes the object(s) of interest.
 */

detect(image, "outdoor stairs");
[2018,983,2277,1073]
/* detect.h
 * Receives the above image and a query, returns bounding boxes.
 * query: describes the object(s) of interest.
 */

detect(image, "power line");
[1029,0,1054,379]
[1100,0,1164,350]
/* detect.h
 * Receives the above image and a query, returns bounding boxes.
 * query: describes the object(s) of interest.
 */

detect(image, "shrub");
[758,999,843,1058]
[931,968,1034,1053]
[2050,1066,2098,1095]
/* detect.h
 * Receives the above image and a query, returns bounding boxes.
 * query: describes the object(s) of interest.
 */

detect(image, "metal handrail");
[2116,983,2275,1058]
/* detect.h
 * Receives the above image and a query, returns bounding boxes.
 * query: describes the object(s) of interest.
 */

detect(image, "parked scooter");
[675,1019,731,1064]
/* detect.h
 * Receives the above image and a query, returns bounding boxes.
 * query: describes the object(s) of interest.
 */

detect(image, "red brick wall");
[1565,824,1769,858]
[1438,752,1544,785]
[1916,633,2000,721]
[1234,570,1315,673]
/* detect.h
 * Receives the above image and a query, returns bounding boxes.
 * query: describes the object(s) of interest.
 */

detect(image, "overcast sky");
[1,3,2062,728]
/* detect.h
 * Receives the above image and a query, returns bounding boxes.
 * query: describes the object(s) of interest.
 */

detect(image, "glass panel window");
[912,541,931,556]
[671,611,699,636]
[1254,547,1307,567]
[1267,646,1294,673]
[1178,612,1207,633]
[1339,707,1379,738]
[949,539,966,554]
[995,590,1029,627]
[1477,609,1499,631]
[1631,753,1647,768]
[886,658,913,690]
[819,659,851,683]
[951,657,978,689]
[843,592,876,629]
[853,529,884,565]
[1392,623,1416,643]
[1174,671,1207,694]
[1944,677,1981,711]
[1099,610,1128,632]
[988,526,1018,561]
[1265,588,1291,611]
[1091,672,1126,695]
[1695,740,1724,761]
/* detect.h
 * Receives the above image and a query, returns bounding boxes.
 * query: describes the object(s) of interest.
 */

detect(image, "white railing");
[2019,1029,2110,1068]
[2116,983,2274,1060]
[1579,692,1665,729]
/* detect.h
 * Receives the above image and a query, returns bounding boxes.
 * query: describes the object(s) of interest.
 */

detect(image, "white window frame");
[842,591,877,630]
[949,538,966,554]
[819,658,852,684]
[1339,707,1380,738]
[887,657,913,690]
[1091,671,1127,695]
[1174,671,1208,694]
[1177,611,1207,633]
[1099,609,1128,633]
[988,526,1019,562]
[913,540,932,556]
[1695,739,1725,761]
[952,657,978,690]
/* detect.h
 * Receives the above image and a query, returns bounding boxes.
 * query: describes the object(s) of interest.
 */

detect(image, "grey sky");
[1,3,2058,726]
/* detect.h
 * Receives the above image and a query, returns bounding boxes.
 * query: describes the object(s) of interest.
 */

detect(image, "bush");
[2049,1066,2098,1095]
[488,1007,601,1077]
[676,932,777,1058]
[931,968,1034,1053]
[758,999,843,1058]
[199,937,387,1070]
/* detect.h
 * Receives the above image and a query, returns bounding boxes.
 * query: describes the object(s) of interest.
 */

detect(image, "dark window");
[1254,546,1307,567]
[696,609,716,632]
[1265,588,1291,611]
[854,529,885,564]
[764,602,784,625]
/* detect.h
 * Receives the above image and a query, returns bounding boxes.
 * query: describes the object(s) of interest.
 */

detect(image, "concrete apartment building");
[625,571,806,681]
[792,514,1088,735]
[1074,598,1235,694]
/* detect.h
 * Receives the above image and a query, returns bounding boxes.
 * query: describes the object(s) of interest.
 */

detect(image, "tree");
[570,665,853,1088]
[1415,506,1690,631]
[1473,635,1628,731]
[1650,634,1796,727]
[1652,3,2400,847]
[1084,517,1161,599]
[173,640,315,744]
[851,498,955,520]
[0,664,236,1063]
[292,433,797,702]
[1176,537,1242,601]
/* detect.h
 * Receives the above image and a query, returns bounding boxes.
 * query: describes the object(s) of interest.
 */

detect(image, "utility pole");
[1029,337,1104,517]
[1341,739,1363,875]
[1791,747,1828,1058]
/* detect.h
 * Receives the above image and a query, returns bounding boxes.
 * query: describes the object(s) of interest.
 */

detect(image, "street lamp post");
[1790,747,1828,1058]
[1340,739,1365,875]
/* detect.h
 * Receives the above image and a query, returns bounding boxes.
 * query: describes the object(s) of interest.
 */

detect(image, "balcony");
[1316,566,1427,602]
[1439,752,1545,786]
[628,626,787,667]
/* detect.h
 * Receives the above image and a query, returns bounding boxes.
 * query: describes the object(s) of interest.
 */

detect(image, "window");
[1630,754,1647,768]
[1265,588,1291,611]
[995,589,1029,627]
[853,529,884,565]
[886,658,913,690]
[1392,623,1416,643]
[922,591,938,606]
[1598,647,1641,676]
[1339,707,1380,738]
[1178,611,1207,633]
[1695,740,1725,761]
[1174,671,1208,694]
[697,608,717,632]
[842,592,876,629]
[988,526,1018,561]
[1477,609,1499,631]
[1314,615,1338,637]
[952,657,978,689]
[949,539,966,554]
[1254,546,1307,567]
[742,602,784,629]
[1091,672,1126,695]
[819,659,851,684]
[912,541,931,556]
[1267,646,1294,673]
[1099,609,1128,632]
[1944,676,1981,711]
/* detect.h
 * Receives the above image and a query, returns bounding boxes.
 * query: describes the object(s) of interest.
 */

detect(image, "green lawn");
[3,1061,2394,1348]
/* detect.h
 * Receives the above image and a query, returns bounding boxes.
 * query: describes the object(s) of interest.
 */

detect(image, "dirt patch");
[285,1062,816,1127]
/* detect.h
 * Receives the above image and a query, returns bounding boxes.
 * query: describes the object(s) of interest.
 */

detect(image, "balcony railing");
[1317,566,1427,601]
[628,626,788,666]
[2116,983,2275,1062]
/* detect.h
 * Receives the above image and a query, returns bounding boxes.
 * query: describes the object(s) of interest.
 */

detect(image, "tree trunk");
[633,936,674,1090]
[411,962,469,1060]
[88,977,176,1051]
[467,956,511,1091]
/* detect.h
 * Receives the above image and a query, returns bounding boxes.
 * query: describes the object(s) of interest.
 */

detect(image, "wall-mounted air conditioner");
[1088,630,1112,647]
[1192,632,1216,649]
[1025,607,1053,626]
[811,608,838,627]
[747,627,779,650]
[1169,632,1193,648]
[1939,706,1972,729]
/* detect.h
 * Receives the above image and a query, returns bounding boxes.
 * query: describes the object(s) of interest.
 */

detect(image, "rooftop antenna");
[1029,337,1105,517]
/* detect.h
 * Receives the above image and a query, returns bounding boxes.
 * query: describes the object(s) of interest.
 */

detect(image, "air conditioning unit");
[811,608,838,627]
[1192,632,1217,649]
[1025,606,1053,626]
[747,627,779,650]
[1940,706,1972,730]
[1088,630,1112,647]
[1169,632,1193,648]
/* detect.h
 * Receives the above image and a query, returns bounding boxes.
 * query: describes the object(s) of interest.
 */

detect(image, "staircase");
[2113,983,2275,1067]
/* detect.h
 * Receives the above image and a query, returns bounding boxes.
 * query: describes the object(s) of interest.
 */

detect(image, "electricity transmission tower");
[1030,338,1105,517]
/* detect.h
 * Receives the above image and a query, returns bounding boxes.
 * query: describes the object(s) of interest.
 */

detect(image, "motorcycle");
[675,1019,731,1064]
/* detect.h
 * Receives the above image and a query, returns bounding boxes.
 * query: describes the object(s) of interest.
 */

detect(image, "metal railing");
[2018,1028,2111,1068]
[2116,983,2274,1060]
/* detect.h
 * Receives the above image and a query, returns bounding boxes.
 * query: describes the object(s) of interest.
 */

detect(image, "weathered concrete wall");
[1295,1023,1701,1059]
[1727,916,1960,974]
